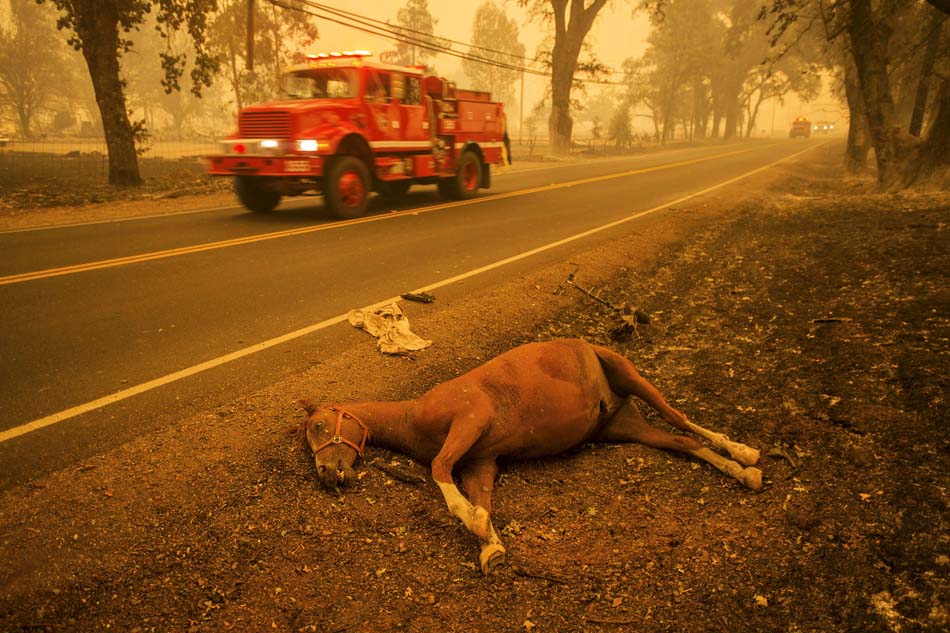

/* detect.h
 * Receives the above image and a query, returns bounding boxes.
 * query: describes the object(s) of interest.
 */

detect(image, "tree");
[0,2,67,139]
[462,1,526,108]
[39,0,219,186]
[608,102,633,149]
[622,55,662,141]
[208,0,319,113]
[741,51,821,138]
[636,0,722,143]
[763,0,949,187]
[520,0,611,154]
[380,0,448,68]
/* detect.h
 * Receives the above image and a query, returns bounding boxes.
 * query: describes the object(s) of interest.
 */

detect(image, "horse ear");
[298,399,319,415]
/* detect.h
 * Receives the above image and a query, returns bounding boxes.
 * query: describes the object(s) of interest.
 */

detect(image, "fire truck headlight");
[260,139,280,151]
[296,139,319,152]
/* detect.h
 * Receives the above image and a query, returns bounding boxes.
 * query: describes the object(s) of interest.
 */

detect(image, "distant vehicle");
[812,121,835,134]
[789,117,811,139]
[207,50,509,218]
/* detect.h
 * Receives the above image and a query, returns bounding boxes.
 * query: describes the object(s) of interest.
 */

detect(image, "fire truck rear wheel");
[326,155,371,219]
[443,151,482,200]
[235,176,281,213]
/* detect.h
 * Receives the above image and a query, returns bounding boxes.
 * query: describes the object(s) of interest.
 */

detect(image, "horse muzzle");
[315,458,356,488]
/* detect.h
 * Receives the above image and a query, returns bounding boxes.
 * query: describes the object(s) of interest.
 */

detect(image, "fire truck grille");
[239,111,292,138]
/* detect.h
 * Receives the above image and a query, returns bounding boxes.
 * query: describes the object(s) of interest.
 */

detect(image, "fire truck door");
[397,75,429,146]
[366,70,400,143]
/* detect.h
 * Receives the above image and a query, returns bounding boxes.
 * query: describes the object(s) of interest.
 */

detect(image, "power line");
[304,0,548,67]
[269,0,547,77]
[266,0,628,87]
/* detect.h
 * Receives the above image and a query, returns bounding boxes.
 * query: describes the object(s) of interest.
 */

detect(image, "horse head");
[299,400,369,488]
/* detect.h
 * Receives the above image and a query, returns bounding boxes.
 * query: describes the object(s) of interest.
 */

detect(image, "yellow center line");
[0,145,763,287]
[0,141,826,444]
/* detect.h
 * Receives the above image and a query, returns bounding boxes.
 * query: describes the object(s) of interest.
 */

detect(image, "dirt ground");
[1,145,947,632]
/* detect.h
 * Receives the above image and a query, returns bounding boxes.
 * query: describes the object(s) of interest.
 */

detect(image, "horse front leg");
[431,415,493,543]
[460,459,505,575]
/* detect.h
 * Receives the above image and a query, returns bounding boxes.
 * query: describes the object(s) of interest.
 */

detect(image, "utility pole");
[770,96,776,137]
[519,70,524,144]
[247,0,255,71]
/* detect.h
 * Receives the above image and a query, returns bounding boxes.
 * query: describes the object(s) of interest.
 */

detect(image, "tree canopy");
[380,0,448,68]
[462,1,526,108]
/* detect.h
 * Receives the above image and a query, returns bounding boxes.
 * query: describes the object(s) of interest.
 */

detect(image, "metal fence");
[0,137,219,188]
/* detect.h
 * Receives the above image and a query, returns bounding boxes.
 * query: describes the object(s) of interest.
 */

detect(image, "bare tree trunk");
[549,54,575,154]
[848,0,911,188]
[904,79,950,186]
[546,0,608,154]
[227,38,244,112]
[73,2,141,185]
[724,100,739,140]
[693,78,708,139]
[746,91,765,137]
[909,11,945,137]
[843,58,871,173]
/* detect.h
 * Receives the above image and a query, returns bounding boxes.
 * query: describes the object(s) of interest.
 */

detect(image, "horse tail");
[590,344,642,397]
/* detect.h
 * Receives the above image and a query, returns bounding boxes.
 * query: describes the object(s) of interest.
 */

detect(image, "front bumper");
[207,155,324,177]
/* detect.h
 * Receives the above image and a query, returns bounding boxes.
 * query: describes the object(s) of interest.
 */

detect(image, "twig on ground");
[370,459,426,484]
[585,615,638,625]
[512,565,568,584]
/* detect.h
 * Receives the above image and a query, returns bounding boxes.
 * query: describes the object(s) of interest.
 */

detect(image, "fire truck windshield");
[281,68,358,100]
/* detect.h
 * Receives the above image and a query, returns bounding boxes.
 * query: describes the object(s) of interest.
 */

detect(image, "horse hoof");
[733,446,761,467]
[742,467,763,492]
[479,543,506,575]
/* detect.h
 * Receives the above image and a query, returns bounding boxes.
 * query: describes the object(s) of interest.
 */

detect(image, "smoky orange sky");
[310,0,843,134]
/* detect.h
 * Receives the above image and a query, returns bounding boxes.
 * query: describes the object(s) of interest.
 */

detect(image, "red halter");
[310,406,370,459]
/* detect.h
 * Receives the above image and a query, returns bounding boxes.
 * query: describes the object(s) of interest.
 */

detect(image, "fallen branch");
[585,615,638,625]
[512,565,568,584]
[554,269,651,340]
[370,460,426,484]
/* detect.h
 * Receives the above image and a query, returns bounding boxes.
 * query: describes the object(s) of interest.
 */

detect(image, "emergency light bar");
[306,50,371,60]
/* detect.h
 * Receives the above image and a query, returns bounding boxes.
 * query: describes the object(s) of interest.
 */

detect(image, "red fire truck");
[207,51,509,218]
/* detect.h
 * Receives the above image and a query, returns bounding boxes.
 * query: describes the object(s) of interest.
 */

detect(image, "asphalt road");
[0,140,819,489]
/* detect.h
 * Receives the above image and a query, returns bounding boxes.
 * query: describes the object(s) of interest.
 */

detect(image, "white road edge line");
[0,142,826,444]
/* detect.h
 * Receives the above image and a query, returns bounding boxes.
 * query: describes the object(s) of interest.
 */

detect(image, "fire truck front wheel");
[325,156,371,219]
[441,150,482,200]
[235,176,281,213]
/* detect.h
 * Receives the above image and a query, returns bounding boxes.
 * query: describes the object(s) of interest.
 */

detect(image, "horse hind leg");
[683,418,760,466]
[460,459,506,575]
[596,402,763,491]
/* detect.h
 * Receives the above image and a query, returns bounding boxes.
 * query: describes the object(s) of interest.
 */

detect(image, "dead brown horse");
[300,338,762,575]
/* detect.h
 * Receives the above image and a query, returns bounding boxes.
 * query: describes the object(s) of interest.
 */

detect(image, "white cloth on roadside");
[347,302,432,355]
